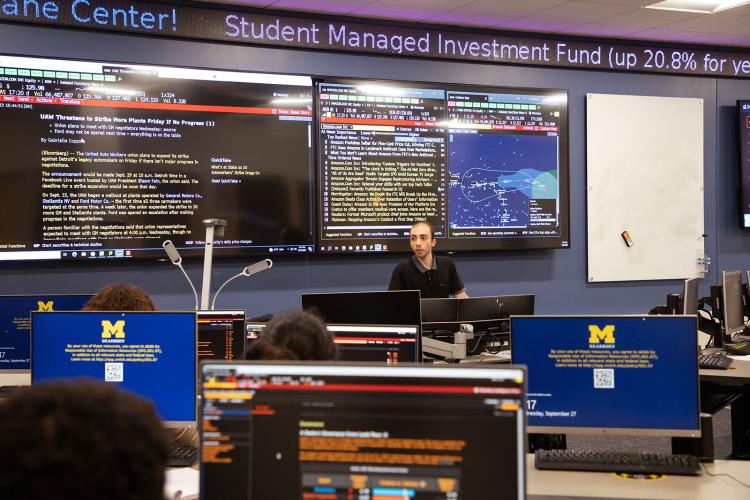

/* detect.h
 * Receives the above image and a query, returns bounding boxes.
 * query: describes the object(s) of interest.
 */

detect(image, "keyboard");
[0,385,25,396]
[699,352,733,369]
[167,445,198,467]
[535,450,701,476]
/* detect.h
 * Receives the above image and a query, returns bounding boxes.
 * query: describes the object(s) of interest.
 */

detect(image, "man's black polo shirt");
[388,255,465,299]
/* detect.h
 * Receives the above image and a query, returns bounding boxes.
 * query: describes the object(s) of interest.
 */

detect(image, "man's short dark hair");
[245,310,337,361]
[0,380,168,500]
[410,221,434,240]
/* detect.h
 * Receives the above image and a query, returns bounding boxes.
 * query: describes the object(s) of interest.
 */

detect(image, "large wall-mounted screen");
[0,55,315,262]
[316,78,569,253]
[739,100,750,229]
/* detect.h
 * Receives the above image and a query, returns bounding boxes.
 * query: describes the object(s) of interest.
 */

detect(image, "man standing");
[388,221,468,299]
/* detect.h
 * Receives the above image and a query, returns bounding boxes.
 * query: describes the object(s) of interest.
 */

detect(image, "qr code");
[105,362,123,382]
[593,368,614,389]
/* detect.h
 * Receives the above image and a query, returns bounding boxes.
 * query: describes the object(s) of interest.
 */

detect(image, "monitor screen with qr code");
[30,311,197,424]
[0,294,93,371]
[510,315,700,437]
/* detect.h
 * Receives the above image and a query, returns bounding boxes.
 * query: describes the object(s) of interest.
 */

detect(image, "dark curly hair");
[245,310,337,361]
[0,379,168,500]
[82,284,156,311]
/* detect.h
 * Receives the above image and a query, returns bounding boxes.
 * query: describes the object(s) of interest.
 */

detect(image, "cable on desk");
[698,309,717,349]
[468,333,486,354]
[700,462,750,489]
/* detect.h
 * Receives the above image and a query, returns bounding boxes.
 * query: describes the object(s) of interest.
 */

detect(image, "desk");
[0,372,30,386]
[700,356,750,384]
[699,357,750,458]
[167,457,750,500]
[527,455,750,499]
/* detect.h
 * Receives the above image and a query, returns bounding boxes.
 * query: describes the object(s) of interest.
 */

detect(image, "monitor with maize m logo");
[588,324,615,348]
[101,320,125,343]
[37,301,54,311]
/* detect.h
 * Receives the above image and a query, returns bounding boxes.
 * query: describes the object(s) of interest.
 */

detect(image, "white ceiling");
[199,0,750,48]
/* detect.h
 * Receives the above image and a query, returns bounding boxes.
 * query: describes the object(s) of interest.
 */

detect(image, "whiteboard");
[586,93,704,282]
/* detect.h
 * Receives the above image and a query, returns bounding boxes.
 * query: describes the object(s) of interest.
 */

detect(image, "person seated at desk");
[388,221,468,299]
[246,310,338,361]
[0,380,168,500]
[82,283,195,446]
[82,283,156,311]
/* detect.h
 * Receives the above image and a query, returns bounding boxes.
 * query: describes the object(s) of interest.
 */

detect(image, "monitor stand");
[671,413,714,462]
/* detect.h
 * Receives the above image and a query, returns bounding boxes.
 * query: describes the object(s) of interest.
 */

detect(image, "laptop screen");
[200,362,527,500]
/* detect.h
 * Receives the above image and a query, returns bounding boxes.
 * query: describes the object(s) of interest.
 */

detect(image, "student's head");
[245,310,337,361]
[0,379,168,500]
[82,283,156,311]
[409,221,436,260]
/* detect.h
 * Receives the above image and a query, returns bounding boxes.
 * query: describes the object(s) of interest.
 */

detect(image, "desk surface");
[166,456,750,500]
[0,372,30,386]
[700,357,750,384]
[527,455,749,499]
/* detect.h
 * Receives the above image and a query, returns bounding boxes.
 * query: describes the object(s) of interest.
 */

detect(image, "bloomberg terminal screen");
[739,100,750,229]
[201,366,525,500]
[0,54,315,262]
[316,78,568,253]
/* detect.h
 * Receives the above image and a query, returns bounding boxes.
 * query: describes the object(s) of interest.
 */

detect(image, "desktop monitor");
[246,321,267,343]
[458,294,535,338]
[30,311,197,425]
[510,315,700,437]
[458,294,535,322]
[0,294,92,372]
[722,271,745,337]
[682,278,699,315]
[420,297,459,323]
[301,290,421,327]
[197,310,246,361]
[245,322,421,364]
[327,324,420,363]
[200,362,527,500]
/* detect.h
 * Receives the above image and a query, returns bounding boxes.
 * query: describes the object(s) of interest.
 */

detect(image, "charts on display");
[317,78,569,253]
[0,55,315,262]
[0,55,571,263]
[739,100,750,229]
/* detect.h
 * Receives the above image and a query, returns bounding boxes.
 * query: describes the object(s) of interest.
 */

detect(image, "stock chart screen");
[316,78,568,253]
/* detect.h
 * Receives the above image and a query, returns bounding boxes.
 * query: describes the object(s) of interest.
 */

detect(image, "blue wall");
[0,23,747,317]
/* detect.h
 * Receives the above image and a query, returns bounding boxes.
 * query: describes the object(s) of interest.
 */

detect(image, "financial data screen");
[197,310,246,361]
[511,316,699,435]
[316,78,568,253]
[200,363,526,500]
[328,324,420,364]
[31,311,197,422]
[738,100,750,229]
[0,54,314,262]
[0,294,92,370]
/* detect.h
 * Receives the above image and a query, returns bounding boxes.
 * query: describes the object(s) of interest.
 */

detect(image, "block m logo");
[36,301,54,312]
[101,320,125,339]
[588,325,615,344]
